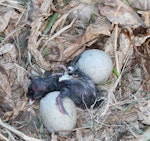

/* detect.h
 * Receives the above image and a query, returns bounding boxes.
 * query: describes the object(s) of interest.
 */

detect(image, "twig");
[101,57,129,117]
[0,2,24,12]
[114,24,120,73]
[42,18,76,49]
[49,18,76,41]
[0,24,27,46]
[0,118,45,141]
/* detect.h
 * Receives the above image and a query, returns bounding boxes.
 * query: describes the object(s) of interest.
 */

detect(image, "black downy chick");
[27,65,102,114]
[56,74,102,114]
[27,75,60,104]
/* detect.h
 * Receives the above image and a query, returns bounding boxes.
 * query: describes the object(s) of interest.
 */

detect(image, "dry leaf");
[0,43,14,55]
[0,65,14,119]
[133,37,150,91]
[28,18,51,70]
[4,0,25,12]
[0,66,12,102]
[0,63,29,120]
[138,11,150,27]
[67,3,94,34]
[134,34,150,46]
[40,0,52,14]
[1,63,29,92]
[0,8,12,32]
[119,29,133,67]
[99,0,145,28]
[3,100,28,120]
[128,0,150,10]
[0,44,17,63]
[137,101,150,125]
[62,18,110,61]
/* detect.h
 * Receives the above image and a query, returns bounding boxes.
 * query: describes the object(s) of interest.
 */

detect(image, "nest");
[0,0,150,140]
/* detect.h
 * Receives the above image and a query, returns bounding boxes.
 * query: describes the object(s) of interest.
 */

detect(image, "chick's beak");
[29,98,35,105]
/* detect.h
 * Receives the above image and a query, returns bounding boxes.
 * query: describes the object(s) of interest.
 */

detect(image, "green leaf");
[43,12,59,35]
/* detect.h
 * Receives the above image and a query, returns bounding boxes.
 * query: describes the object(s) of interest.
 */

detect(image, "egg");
[76,49,113,84]
[39,91,77,136]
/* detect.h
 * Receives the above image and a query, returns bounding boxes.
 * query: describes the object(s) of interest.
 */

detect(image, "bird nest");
[0,0,150,141]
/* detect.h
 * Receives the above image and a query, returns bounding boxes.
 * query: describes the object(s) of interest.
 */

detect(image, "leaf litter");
[0,0,150,140]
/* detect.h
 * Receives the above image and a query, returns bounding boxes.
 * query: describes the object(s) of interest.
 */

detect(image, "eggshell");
[39,91,77,136]
[77,49,113,84]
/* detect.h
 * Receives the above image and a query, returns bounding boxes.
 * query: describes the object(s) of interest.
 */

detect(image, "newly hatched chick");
[56,73,102,114]
[27,65,102,114]
[27,75,60,104]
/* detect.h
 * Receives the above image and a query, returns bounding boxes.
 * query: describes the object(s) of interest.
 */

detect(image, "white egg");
[39,91,77,136]
[76,49,113,84]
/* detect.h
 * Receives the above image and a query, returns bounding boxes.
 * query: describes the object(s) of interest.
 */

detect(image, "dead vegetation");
[0,0,150,140]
